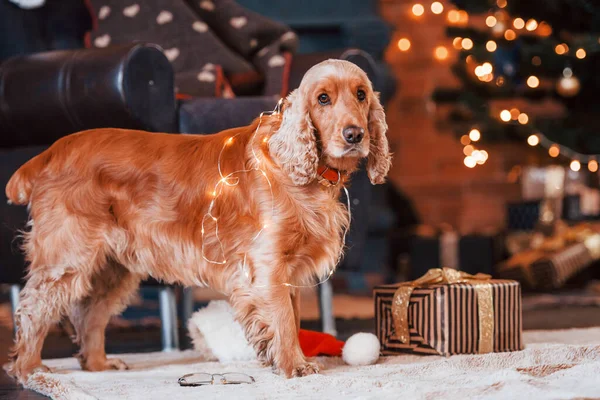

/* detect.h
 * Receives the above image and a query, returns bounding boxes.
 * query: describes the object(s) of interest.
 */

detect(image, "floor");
[2,301,600,399]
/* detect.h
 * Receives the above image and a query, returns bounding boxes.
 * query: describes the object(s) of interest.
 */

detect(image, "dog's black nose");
[343,126,364,144]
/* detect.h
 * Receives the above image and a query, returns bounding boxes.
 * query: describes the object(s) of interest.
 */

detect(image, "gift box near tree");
[498,222,600,290]
[409,225,506,278]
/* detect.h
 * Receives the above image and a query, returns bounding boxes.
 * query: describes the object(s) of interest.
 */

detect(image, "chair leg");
[318,280,337,336]
[158,286,179,352]
[182,287,194,328]
[9,284,21,336]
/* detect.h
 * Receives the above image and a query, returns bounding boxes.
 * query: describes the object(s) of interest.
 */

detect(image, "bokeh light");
[461,38,474,50]
[469,129,481,142]
[398,38,411,51]
[431,2,444,14]
[434,46,449,60]
[513,18,525,29]
[518,113,529,124]
[570,160,581,172]
[525,19,538,31]
[464,156,477,168]
[412,3,425,16]
[486,16,497,27]
[527,134,539,146]
[527,76,540,88]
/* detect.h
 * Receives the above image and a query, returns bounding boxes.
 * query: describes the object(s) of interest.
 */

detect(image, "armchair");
[0,43,181,350]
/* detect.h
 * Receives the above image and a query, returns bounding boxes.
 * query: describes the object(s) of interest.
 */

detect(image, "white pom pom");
[342,333,380,366]
[187,301,255,362]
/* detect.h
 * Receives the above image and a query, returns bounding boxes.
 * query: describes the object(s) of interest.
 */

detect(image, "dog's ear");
[367,91,391,185]
[269,89,319,185]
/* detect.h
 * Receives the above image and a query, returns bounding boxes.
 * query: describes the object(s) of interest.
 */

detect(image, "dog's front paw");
[81,357,129,372]
[32,364,52,374]
[291,361,320,377]
[105,358,129,371]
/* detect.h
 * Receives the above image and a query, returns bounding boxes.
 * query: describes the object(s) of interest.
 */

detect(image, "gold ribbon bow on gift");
[392,268,495,354]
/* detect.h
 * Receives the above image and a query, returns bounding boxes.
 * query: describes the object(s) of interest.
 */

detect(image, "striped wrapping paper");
[374,280,523,356]
[497,242,594,290]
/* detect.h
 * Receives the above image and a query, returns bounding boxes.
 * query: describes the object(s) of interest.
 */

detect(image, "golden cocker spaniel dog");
[5,59,391,382]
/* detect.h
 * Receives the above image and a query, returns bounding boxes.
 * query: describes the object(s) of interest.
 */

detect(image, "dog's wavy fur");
[4,60,391,382]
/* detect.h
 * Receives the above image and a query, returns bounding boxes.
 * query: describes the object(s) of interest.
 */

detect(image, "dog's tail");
[5,150,52,205]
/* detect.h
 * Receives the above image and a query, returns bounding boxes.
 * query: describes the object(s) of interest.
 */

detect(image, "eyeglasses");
[178,372,256,387]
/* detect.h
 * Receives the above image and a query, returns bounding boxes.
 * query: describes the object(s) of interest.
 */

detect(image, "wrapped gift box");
[507,200,541,231]
[374,268,523,356]
[507,195,600,233]
[497,240,597,290]
[409,228,505,278]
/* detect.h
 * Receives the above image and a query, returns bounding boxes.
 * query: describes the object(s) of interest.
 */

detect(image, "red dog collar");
[317,166,342,187]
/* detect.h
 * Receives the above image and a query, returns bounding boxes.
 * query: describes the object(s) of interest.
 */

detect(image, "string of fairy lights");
[396,0,599,173]
[201,101,352,289]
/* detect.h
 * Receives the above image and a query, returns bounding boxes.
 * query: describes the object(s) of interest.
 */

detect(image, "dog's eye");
[357,89,366,102]
[318,93,330,105]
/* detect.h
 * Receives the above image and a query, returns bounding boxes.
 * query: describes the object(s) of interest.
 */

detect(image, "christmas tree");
[432,0,600,171]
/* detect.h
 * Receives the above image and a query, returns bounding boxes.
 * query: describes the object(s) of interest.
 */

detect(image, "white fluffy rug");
[24,328,600,400]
